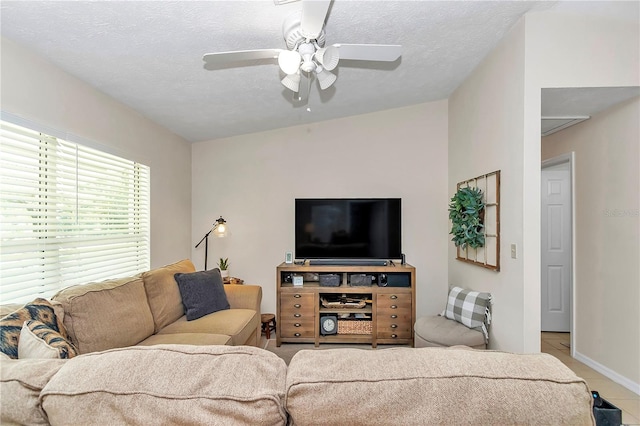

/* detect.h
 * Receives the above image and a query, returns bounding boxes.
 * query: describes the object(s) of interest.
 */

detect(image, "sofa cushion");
[414,315,486,349]
[0,357,66,425]
[40,345,288,426]
[137,332,232,346]
[19,320,78,359]
[142,259,196,332]
[53,276,155,354]
[157,308,258,346]
[174,268,230,321]
[0,298,67,359]
[285,347,594,425]
[0,303,24,318]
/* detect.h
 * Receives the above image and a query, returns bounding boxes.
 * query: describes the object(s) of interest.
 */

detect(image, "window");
[0,119,150,304]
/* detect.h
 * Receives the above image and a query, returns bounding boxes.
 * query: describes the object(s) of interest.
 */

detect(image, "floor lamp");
[195,216,228,270]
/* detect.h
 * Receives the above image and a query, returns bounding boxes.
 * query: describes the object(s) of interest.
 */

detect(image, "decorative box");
[349,274,373,286]
[319,274,341,287]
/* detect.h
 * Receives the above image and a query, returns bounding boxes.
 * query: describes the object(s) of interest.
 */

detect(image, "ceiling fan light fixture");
[315,46,339,71]
[316,68,336,90]
[281,73,301,92]
[278,50,301,75]
[298,42,317,73]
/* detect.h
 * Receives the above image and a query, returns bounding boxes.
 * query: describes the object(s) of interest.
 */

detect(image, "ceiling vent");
[541,116,590,137]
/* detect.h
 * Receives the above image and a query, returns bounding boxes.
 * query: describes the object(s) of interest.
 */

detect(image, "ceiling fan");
[202,0,401,102]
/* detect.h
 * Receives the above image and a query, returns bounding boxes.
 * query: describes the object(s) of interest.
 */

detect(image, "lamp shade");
[281,73,301,92]
[316,68,337,90]
[315,46,339,71]
[278,50,301,75]
[212,217,228,238]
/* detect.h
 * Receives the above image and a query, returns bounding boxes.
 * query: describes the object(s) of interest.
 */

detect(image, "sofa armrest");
[225,284,262,313]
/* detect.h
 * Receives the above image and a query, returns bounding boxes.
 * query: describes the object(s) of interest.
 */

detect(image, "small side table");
[261,313,276,340]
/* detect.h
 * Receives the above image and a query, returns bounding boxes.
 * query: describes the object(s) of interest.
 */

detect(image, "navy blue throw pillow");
[174,269,230,321]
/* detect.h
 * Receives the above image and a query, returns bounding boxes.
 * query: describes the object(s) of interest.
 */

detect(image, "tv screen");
[295,198,401,260]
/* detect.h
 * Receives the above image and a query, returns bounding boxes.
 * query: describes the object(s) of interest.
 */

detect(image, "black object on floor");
[592,391,622,426]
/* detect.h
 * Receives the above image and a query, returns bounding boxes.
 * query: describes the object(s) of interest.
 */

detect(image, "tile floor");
[542,332,640,425]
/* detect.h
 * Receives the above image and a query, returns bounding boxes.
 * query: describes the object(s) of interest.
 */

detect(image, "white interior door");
[541,165,572,332]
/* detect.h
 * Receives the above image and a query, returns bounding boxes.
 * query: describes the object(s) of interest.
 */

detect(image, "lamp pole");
[195,216,227,270]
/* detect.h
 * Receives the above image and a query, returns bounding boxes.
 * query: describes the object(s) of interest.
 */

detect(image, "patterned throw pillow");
[0,298,68,359]
[19,320,77,359]
[443,286,492,342]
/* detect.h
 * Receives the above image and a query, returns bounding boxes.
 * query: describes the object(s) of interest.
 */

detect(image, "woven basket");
[338,320,372,335]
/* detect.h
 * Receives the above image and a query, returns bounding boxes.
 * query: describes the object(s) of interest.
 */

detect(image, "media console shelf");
[276,262,416,347]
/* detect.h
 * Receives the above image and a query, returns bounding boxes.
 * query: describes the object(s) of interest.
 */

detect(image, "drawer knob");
[294,323,301,327]
[390,295,398,300]
[390,305,397,309]
[294,304,301,308]
[294,294,301,298]
[390,324,398,329]
[294,313,301,318]
[294,333,301,337]
[391,334,398,339]
[391,314,398,319]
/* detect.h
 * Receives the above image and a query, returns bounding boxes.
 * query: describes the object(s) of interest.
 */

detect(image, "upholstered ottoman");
[285,347,594,425]
[40,345,288,425]
[414,315,486,349]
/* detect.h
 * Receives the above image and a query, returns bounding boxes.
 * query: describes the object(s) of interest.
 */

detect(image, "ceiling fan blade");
[300,0,331,39]
[202,49,284,69]
[332,44,402,62]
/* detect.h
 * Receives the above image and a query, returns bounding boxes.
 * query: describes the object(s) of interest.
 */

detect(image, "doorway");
[541,153,574,354]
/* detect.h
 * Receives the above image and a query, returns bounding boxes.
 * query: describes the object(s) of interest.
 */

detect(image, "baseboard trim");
[574,350,640,396]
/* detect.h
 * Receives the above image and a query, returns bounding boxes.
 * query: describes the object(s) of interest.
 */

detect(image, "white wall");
[1,37,193,267]
[192,101,449,317]
[448,4,639,358]
[448,20,529,352]
[525,7,639,393]
[542,97,640,392]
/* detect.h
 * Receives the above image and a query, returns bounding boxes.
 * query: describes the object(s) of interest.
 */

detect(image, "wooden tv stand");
[276,262,416,347]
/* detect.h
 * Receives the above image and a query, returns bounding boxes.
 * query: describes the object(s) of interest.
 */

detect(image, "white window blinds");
[0,119,150,304]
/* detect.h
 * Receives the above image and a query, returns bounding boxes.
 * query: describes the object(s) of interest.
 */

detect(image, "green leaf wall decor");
[448,186,486,249]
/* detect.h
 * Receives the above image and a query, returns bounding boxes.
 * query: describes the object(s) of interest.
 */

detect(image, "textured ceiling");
[1,1,637,142]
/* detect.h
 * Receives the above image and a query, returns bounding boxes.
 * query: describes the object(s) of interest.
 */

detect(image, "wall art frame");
[454,170,501,271]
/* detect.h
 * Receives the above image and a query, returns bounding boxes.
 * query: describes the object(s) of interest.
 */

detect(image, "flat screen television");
[295,198,401,261]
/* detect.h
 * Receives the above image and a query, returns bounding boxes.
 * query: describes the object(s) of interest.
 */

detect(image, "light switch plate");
[511,244,517,259]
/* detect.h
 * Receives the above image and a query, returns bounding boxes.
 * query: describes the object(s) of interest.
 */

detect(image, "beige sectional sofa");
[0,259,262,356]
[0,259,595,425]
[1,344,595,425]
[56,259,261,352]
